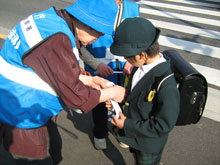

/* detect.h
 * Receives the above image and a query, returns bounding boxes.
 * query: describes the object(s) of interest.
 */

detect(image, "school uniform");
[114,55,180,164]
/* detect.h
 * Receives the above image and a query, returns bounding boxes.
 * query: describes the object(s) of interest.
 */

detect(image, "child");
[108,17,180,164]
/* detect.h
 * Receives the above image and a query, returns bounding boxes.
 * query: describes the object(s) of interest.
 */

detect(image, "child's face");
[124,53,146,67]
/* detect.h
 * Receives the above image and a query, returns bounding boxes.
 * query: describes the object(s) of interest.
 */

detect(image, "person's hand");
[96,63,113,77]
[111,112,126,129]
[105,100,113,110]
[123,61,133,76]
[92,76,113,90]
[112,85,126,103]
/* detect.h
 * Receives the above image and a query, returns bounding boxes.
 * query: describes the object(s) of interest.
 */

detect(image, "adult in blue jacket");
[0,0,125,164]
[80,0,139,150]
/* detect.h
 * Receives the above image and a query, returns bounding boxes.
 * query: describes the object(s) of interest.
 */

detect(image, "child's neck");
[145,53,161,65]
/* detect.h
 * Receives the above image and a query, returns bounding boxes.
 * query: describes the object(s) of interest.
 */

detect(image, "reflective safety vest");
[85,0,139,85]
[0,7,79,128]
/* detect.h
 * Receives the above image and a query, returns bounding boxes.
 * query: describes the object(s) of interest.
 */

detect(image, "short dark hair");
[145,42,159,58]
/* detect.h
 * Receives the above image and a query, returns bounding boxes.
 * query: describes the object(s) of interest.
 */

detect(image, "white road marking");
[140,8,220,26]
[159,35,220,59]
[203,87,220,122]
[190,63,220,87]
[148,19,220,40]
[163,0,220,8]
[138,1,220,17]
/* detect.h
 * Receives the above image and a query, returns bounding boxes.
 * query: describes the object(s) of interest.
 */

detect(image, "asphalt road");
[0,0,220,164]
[0,107,219,165]
[0,36,220,164]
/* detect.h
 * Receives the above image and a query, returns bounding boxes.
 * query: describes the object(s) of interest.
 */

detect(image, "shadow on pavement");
[64,108,127,165]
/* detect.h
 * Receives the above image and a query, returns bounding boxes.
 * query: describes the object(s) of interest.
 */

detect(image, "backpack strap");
[152,69,174,93]
[148,69,174,102]
[156,73,174,92]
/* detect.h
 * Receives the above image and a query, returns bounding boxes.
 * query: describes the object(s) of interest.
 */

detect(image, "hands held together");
[92,76,127,129]
[89,76,125,103]
[80,73,127,129]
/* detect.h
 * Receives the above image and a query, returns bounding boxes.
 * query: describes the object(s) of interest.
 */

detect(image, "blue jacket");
[84,0,139,85]
[0,7,78,128]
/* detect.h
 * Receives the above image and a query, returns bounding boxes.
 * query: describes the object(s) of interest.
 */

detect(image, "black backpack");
[153,50,208,126]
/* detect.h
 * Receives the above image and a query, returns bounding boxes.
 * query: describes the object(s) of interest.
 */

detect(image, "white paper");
[110,100,122,119]
[105,82,121,119]
[105,82,114,87]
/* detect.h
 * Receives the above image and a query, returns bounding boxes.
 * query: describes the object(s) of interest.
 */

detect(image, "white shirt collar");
[140,53,166,74]
[131,53,166,91]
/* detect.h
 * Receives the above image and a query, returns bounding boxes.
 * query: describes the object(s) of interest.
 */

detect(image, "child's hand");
[111,112,126,129]
[105,100,113,110]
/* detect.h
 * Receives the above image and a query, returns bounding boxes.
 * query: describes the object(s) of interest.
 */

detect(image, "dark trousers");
[130,148,162,165]
[92,102,108,139]
[47,118,63,165]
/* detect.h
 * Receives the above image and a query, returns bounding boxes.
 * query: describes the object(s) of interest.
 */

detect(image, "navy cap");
[110,17,160,56]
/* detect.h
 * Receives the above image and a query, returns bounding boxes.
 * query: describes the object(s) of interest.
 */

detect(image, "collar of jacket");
[126,57,171,102]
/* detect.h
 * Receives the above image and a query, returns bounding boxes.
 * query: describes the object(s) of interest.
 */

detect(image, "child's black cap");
[110,17,160,57]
